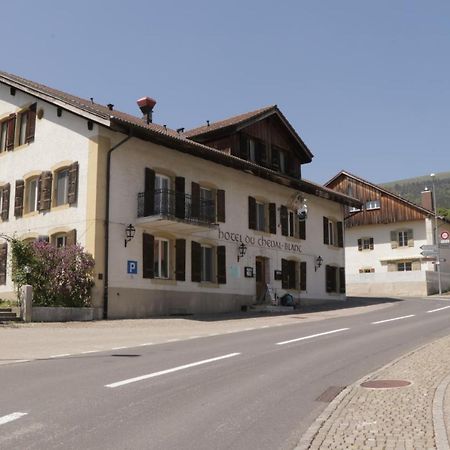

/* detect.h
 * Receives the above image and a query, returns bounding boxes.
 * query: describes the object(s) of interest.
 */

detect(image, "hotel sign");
[218,229,302,254]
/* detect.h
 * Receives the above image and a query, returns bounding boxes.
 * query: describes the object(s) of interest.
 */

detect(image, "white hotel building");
[0,71,360,319]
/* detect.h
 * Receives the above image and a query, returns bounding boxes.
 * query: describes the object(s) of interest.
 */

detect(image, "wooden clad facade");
[326,172,431,228]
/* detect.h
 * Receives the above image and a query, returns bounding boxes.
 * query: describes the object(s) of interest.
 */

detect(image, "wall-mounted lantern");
[237,242,247,262]
[315,255,323,272]
[124,224,136,247]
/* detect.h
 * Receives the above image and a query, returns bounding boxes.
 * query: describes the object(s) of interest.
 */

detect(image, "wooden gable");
[327,173,431,228]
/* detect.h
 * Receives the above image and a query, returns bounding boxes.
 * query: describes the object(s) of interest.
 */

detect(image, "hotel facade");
[0,71,360,318]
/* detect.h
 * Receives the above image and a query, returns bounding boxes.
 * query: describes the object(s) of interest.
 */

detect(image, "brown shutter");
[300,261,307,291]
[325,265,333,292]
[412,260,421,271]
[66,229,77,246]
[337,221,344,248]
[281,259,289,289]
[271,147,280,170]
[239,133,248,160]
[369,238,374,250]
[191,182,200,219]
[0,242,7,285]
[38,171,52,211]
[357,239,362,251]
[25,103,37,144]
[1,183,10,221]
[191,241,201,282]
[299,219,306,240]
[269,203,277,234]
[339,267,346,293]
[142,233,154,279]
[14,180,24,217]
[217,245,226,284]
[67,162,79,205]
[144,167,155,216]
[407,229,414,247]
[248,196,256,230]
[323,217,329,245]
[217,189,226,223]
[280,205,288,236]
[6,114,16,151]
[175,239,186,281]
[390,231,398,249]
[175,176,185,219]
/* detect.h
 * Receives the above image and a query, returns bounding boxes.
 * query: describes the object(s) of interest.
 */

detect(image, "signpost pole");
[431,173,442,295]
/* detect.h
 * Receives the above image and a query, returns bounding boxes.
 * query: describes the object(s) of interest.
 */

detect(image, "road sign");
[420,244,438,257]
[127,260,138,274]
[441,231,449,240]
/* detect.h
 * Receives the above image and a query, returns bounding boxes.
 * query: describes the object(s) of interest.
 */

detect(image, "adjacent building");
[326,171,450,296]
[0,71,359,318]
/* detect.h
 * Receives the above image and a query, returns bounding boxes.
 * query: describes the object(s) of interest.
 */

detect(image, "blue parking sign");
[127,260,138,274]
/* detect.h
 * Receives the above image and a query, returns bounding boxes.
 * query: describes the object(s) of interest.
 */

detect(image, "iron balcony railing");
[137,189,216,225]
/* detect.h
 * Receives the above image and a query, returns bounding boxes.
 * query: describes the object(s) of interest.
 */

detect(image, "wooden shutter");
[6,114,16,151]
[239,134,248,160]
[248,196,256,230]
[25,103,37,144]
[271,147,280,170]
[390,231,398,249]
[412,260,421,271]
[325,265,333,292]
[217,245,226,284]
[337,222,344,248]
[66,229,77,246]
[175,176,185,219]
[175,239,186,281]
[299,219,306,240]
[144,167,155,216]
[38,171,52,211]
[300,261,307,291]
[191,182,200,219]
[0,242,7,285]
[280,205,288,236]
[268,203,277,234]
[1,183,10,221]
[323,217,329,245]
[217,189,226,223]
[369,238,374,250]
[142,233,154,279]
[281,259,289,289]
[339,267,346,293]
[407,229,414,247]
[67,162,79,205]
[191,241,201,282]
[14,180,24,217]
[357,239,362,251]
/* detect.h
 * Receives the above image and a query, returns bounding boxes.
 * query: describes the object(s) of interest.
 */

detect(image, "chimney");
[421,188,434,211]
[137,97,157,124]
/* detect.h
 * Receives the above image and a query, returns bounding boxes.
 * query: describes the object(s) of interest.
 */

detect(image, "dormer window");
[366,199,380,210]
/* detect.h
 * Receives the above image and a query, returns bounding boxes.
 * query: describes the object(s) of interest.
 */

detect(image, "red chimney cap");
[137,97,157,114]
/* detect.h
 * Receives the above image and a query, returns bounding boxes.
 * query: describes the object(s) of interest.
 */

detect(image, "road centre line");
[276,328,350,346]
[371,315,415,325]
[49,354,71,358]
[105,353,241,388]
[427,305,450,313]
[0,412,28,426]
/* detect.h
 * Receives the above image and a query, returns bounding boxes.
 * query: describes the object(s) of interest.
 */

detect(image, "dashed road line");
[49,354,71,358]
[137,343,154,347]
[427,305,450,313]
[0,412,28,426]
[111,347,128,350]
[105,352,241,388]
[276,328,350,346]
[371,315,415,325]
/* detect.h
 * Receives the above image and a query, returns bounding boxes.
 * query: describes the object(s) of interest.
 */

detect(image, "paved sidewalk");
[296,333,450,450]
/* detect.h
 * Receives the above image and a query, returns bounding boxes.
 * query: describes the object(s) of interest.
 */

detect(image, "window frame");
[201,244,214,283]
[26,176,39,213]
[397,261,412,272]
[328,220,335,246]
[154,237,170,279]
[366,199,380,210]
[53,233,67,248]
[398,230,408,247]
[255,201,266,232]
[54,168,70,207]
[18,110,28,147]
[0,120,7,152]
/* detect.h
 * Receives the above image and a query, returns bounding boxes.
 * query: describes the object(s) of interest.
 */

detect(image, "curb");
[294,338,448,450]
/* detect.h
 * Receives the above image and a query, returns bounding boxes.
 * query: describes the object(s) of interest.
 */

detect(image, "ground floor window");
[281,259,306,290]
[154,238,170,278]
[191,241,226,284]
[201,245,213,282]
[397,262,412,272]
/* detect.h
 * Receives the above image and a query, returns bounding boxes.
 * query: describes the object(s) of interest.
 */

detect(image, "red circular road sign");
[441,231,450,240]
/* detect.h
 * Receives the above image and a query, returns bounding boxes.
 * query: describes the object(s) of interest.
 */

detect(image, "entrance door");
[255,257,266,302]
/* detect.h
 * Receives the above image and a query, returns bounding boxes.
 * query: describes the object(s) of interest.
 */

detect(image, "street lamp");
[431,173,442,295]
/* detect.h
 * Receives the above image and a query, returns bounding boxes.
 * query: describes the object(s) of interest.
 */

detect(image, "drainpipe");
[103,133,133,319]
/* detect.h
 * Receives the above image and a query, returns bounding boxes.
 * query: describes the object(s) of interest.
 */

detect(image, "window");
[391,229,413,249]
[248,138,256,162]
[398,262,412,272]
[55,169,69,206]
[398,231,408,247]
[53,234,67,248]
[279,150,286,173]
[154,174,170,215]
[256,202,266,231]
[328,220,335,246]
[27,177,39,213]
[18,111,28,146]
[366,199,380,210]
[0,121,7,152]
[326,265,338,293]
[154,238,170,279]
[201,245,214,282]
[358,237,374,251]
[359,268,375,273]
[281,259,297,290]
[349,206,361,212]
[288,210,296,237]
[200,187,215,222]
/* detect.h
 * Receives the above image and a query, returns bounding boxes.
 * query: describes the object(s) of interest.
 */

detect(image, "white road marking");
[49,354,71,358]
[12,359,30,364]
[166,339,179,342]
[427,305,450,313]
[111,347,128,350]
[81,350,98,354]
[276,328,350,346]
[105,352,241,388]
[187,336,200,339]
[0,412,28,426]
[261,325,270,329]
[137,343,154,347]
[371,315,415,325]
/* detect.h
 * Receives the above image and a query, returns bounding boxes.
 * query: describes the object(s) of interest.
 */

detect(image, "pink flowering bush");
[12,239,95,307]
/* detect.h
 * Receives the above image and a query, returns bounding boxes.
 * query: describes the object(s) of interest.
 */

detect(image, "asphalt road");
[1,298,450,450]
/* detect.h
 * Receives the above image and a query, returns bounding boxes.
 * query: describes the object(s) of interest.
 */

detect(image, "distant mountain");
[381,171,450,216]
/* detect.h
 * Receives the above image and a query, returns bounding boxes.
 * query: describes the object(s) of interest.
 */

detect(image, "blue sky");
[3,1,449,184]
